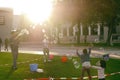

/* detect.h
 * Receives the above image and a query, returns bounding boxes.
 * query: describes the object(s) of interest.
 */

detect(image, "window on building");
[0,16,5,25]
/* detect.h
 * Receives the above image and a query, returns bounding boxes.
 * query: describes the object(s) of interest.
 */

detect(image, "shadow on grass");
[5,66,16,79]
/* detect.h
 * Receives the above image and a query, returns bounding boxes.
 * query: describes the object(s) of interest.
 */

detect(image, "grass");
[0,52,120,80]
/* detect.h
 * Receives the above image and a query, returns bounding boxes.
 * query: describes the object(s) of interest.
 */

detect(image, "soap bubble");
[74,61,80,69]
[72,59,80,69]
[18,29,29,37]
[66,54,72,60]
[72,59,76,62]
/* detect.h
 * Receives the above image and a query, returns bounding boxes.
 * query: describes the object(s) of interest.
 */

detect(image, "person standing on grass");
[0,37,2,52]
[4,38,9,51]
[10,30,21,69]
[91,59,106,80]
[43,38,50,62]
[76,48,92,80]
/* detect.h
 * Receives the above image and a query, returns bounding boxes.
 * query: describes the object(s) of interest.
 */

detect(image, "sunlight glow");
[24,0,53,24]
[0,0,53,24]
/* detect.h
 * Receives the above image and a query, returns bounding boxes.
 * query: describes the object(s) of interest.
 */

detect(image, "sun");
[23,0,53,24]
[24,0,53,24]
[9,0,53,24]
[0,0,53,24]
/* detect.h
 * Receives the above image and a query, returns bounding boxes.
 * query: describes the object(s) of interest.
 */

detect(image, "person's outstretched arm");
[91,65,102,70]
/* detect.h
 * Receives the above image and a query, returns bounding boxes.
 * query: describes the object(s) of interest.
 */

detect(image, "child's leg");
[86,68,92,80]
[43,49,47,62]
[46,48,49,60]
[81,67,85,80]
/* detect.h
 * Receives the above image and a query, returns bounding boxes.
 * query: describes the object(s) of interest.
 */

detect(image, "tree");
[51,0,120,44]
[91,0,120,45]
[51,0,84,44]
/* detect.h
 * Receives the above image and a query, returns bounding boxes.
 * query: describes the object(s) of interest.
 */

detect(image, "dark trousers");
[81,67,92,80]
[11,45,18,69]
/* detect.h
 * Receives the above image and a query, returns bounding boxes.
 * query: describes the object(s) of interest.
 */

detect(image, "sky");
[0,0,53,23]
[0,0,23,14]
[0,0,53,14]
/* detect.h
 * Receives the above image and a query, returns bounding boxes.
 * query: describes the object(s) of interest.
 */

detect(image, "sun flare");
[5,0,53,24]
[22,0,53,24]
[24,0,53,24]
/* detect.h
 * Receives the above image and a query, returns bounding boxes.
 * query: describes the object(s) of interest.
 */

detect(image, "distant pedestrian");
[4,38,9,51]
[91,59,106,80]
[10,30,21,69]
[43,38,50,62]
[0,37,2,52]
[76,48,92,80]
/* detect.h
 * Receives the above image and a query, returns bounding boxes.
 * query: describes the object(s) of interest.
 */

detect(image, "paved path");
[19,43,120,59]
[2,43,120,59]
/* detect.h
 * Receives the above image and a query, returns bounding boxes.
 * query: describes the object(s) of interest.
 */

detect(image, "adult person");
[4,38,9,51]
[76,48,92,80]
[0,37,2,52]
[10,30,21,69]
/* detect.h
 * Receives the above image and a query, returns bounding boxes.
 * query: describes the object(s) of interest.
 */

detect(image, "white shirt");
[92,66,105,79]
[43,39,49,48]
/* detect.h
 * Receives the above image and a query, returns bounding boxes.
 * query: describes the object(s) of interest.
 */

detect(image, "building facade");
[0,7,13,41]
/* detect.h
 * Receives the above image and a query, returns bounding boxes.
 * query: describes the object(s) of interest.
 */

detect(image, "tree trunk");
[83,23,88,43]
[77,22,80,44]
[57,27,60,44]
[106,16,116,45]
[107,25,112,45]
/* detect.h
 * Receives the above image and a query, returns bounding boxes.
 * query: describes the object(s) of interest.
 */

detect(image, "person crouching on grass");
[91,59,106,80]
[76,48,92,80]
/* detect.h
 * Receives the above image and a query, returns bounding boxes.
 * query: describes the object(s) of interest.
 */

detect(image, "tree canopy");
[50,0,120,44]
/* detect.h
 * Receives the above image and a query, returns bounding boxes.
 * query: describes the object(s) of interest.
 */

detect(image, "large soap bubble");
[66,54,72,60]
[18,29,29,37]
[73,60,80,69]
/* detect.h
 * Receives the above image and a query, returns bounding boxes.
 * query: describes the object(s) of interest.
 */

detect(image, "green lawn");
[0,52,120,80]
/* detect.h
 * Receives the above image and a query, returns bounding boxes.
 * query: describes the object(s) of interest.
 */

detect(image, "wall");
[0,7,13,41]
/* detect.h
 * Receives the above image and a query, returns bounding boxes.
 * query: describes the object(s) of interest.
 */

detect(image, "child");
[76,48,92,80]
[91,59,106,80]
[43,38,50,62]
